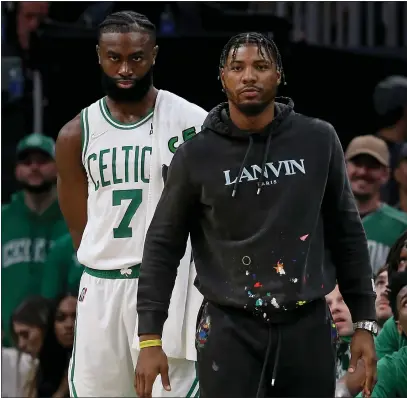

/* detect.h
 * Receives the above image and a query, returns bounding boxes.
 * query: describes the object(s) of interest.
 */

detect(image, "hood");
[202,97,294,197]
[202,97,294,140]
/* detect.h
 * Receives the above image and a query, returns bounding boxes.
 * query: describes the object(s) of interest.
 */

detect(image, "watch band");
[353,320,379,336]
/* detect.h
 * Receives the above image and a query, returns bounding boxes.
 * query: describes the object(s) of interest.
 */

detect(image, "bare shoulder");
[56,113,82,158]
[57,113,81,144]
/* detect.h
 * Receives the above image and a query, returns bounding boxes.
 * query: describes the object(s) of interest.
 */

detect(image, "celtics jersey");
[363,203,407,274]
[77,96,153,270]
[77,93,207,270]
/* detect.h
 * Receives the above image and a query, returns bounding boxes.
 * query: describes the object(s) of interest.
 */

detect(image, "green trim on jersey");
[99,97,154,130]
[69,319,78,397]
[80,108,90,164]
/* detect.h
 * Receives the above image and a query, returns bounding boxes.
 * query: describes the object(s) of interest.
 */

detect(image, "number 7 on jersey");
[112,189,142,238]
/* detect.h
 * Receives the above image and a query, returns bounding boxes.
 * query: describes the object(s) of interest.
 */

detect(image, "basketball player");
[55,11,206,397]
[135,32,377,398]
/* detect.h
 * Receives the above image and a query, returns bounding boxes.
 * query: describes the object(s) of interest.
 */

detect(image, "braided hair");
[387,270,407,321]
[386,230,407,277]
[219,32,286,84]
[98,11,156,42]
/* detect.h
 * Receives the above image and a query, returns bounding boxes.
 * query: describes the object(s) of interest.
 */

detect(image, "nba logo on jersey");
[79,287,87,302]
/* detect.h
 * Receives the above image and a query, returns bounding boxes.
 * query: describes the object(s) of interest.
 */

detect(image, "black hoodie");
[137,98,376,336]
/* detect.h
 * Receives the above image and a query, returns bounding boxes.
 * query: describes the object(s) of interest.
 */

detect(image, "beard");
[18,178,56,194]
[353,191,373,203]
[225,84,277,117]
[351,177,377,203]
[101,66,153,103]
[236,100,272,117]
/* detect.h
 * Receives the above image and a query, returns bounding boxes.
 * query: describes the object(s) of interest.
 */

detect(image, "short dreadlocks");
[98,11,156,42]
[219,32,286,84]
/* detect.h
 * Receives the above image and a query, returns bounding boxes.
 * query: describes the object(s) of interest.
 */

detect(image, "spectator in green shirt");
[1,134,68,347]
[375,231,407,359]
[345,135,407,275]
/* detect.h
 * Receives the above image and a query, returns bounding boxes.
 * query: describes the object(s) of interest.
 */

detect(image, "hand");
[348,329,377,397]
[134,345,171,398]
[338,359,365,397]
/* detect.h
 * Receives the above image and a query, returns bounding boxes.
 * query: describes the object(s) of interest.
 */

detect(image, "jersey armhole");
[80,108,90,165]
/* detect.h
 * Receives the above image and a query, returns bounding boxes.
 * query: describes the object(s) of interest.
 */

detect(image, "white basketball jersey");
[77,92,207,270]
[77,96,154,270]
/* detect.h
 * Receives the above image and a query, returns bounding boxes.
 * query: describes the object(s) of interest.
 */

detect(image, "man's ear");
[152,45,159,65]
[277,70,281,85]
[96,45,101,64]
[219,68,226,92]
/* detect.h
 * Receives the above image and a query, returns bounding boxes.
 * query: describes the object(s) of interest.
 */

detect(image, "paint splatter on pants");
[196,299,336,398]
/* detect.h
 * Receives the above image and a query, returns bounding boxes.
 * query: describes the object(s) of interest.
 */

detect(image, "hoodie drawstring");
[257,132,273,195]
[231,135,253,197]
[255,324,282,398]
[271,326,282,387]
[231,131,274,198]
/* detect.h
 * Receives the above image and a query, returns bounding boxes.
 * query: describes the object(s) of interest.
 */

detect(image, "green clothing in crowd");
[336,336,351,380]
[357,346,407,398]
[362,204,407,275]
[41,233,83,299]
[375,316,407,359]
[1,192,67,345]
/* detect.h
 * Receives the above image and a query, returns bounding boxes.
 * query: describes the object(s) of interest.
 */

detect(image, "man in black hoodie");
[134,33,377,398]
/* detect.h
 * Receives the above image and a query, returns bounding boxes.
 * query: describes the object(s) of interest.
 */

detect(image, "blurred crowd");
[1,2,407,398]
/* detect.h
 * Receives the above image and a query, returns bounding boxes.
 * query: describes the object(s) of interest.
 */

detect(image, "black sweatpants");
[196,299,336,398]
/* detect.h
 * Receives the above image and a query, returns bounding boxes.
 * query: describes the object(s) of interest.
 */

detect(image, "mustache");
[101,66,153,103]
[239,86,262,93]
[351,176,375,183]
[114,77,137,83]
[26,171,46,177]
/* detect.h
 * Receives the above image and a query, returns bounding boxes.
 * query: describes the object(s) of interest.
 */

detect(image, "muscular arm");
[56,114,88,250]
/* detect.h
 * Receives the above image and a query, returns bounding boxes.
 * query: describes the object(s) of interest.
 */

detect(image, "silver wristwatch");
[353,320,379,336]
